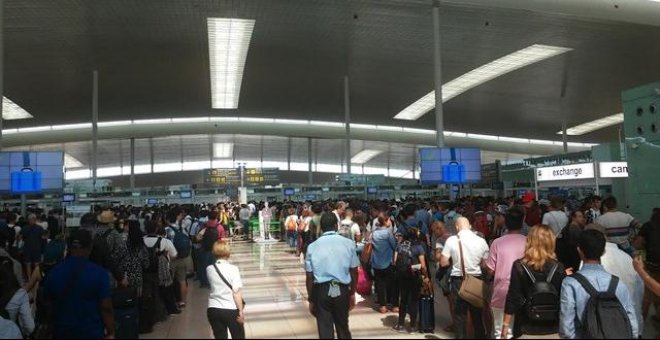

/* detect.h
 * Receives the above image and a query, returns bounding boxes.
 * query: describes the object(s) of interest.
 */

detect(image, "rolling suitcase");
[418,294,435,333]
[115,306,139,339]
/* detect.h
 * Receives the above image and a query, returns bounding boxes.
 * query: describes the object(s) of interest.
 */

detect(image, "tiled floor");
[142,240,659,339]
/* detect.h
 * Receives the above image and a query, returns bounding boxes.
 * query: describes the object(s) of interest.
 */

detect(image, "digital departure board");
[204,168,280,186]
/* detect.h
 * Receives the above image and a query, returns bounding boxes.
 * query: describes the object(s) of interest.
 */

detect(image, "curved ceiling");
[3,0,660,144]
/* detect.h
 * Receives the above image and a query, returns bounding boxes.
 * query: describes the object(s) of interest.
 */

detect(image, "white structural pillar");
[432,0,445,147]
[129,138,135,191]
[344,76,352,174]
[307,137,313,185]
[92,70,99,192]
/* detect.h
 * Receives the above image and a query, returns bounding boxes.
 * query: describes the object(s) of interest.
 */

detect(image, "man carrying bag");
[440,217,489,339]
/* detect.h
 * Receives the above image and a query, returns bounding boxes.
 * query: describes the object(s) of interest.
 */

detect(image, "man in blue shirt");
[398,204,429,252]
[371,217,398,313]
[559,229,639,339]
[44,229,114,339]
[305,213,360,339]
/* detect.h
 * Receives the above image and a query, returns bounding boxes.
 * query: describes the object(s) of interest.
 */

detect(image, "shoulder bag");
[457,235,486,308]
[360,234,373,264]
[213,263,246,307]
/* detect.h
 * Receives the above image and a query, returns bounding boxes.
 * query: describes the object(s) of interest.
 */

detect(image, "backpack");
[572,274,633,339]
[90,228,114,271]
[172,226,192,258]
[146,237,164,274]
[338,220,353,240]
[520,262,560,322]
[202,225,219,251]
[395,241,415,278]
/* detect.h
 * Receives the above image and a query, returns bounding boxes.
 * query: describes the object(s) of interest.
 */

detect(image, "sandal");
[391,307,399,313]
[379,306,388,314]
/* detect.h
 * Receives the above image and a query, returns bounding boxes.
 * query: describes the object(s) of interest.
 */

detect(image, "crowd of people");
[0,194,658,339]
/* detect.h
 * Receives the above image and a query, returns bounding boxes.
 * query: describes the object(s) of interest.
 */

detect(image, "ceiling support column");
[307,137,313,185]
[432,0,445,148]
[560,52,571,154]
[208,135,214,168]
[129,138,135,191]
[0,0,4,152]
[149,137,154,173]
[562,122,568,153]
[412,146,417,180]
[287,137,292,171]
[92,70,99,193]
[260,136,264,168]
[344,76,352,174]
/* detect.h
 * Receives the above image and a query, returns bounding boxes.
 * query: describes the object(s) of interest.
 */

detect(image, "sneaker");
[177,302,186,309]
[392,324,406,333]
[409,326,419,334]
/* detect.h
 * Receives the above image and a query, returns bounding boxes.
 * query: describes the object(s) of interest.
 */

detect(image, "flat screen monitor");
[146,198,158,205]
[0,152,64,194]
[283,188,295,196]
[180,191,192,199]
[62,193,76,202]
[419,147,482,184]
[367,187,377,194]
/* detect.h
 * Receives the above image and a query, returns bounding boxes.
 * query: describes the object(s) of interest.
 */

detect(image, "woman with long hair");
[556,210,586,272]
[500,224,565,339]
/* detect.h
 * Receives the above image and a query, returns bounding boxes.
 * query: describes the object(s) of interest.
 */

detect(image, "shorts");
[171,256,193,282]
[22,250,42,264]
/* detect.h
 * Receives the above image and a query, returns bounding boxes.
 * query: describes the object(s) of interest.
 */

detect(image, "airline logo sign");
[599,162,629,178]
[536,163,594,182]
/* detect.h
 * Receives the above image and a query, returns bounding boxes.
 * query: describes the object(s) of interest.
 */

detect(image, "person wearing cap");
[89,209,130,289]
[43,229,115,339]
[521,192,541,235]
[305,213,360,339]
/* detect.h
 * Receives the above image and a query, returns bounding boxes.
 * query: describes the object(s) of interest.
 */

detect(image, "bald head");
[456,217,471,232]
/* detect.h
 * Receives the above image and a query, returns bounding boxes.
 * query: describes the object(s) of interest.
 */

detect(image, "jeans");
[398,275,421,326]
[287,230,297,249]
[207,308,245,339]
[450,276,486,339]
[374,266,398,307]
[199,250,214,287]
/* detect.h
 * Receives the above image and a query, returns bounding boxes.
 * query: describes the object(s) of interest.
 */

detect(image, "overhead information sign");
[536,163,594,182]
[599,162,629,178]
[204,168,280,186]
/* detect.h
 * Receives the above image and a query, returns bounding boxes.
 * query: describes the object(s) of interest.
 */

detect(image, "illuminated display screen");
[419,148,481,184]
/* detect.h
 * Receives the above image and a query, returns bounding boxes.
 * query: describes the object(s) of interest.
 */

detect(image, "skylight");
[2,97,33,120]
[208,18,255,109]
[559,113,624,136]
[351,149,382,164]
[213,143,234,158]
[64,154,84,169]
[394,44,572,120]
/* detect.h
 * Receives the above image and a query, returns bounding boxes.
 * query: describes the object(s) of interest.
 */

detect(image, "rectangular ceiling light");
[394,44,572,120]
[64,154,84,169]
[208,18,255,109]
[2,97,33,120]
[559,113,624,135]
[213,143,234,158]
[351,149,382,164]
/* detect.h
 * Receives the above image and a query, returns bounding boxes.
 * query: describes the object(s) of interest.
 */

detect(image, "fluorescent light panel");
[351,149,382,164]
[560,113,624,135]
[2,97,33,120]
[208,18,255,109]
[213,143,234,158]
[394,44,572,120]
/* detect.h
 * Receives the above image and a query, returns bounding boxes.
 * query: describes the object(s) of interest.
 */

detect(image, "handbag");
[360,235,373,264]
[112,285,139,309]
[457,235,486,308]
[213,263,246,307]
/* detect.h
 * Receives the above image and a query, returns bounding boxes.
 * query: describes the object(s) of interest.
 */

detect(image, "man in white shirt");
[542,197,569,236]
[582,223,645,334]
[596,196,641,255]
[143,221,179,315]
[440,217,489,339]
[339,209,361,243]
[333,201,347,230]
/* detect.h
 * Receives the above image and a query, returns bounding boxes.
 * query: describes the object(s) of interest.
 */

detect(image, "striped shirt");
[595,211,640,249]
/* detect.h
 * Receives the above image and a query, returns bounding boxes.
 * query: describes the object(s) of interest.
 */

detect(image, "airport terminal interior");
[0,0,659,339]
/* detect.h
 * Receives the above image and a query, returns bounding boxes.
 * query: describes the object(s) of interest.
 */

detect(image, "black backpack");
[520,261,560,322]
[395,241,415,278]
[202,225,219,251]
[572,273,633,339]
[146,237,164,274]
[90,228,114,270]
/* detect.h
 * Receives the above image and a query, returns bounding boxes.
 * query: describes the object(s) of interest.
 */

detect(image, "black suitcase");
[115,306,139,339]
[418,294,435,333]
